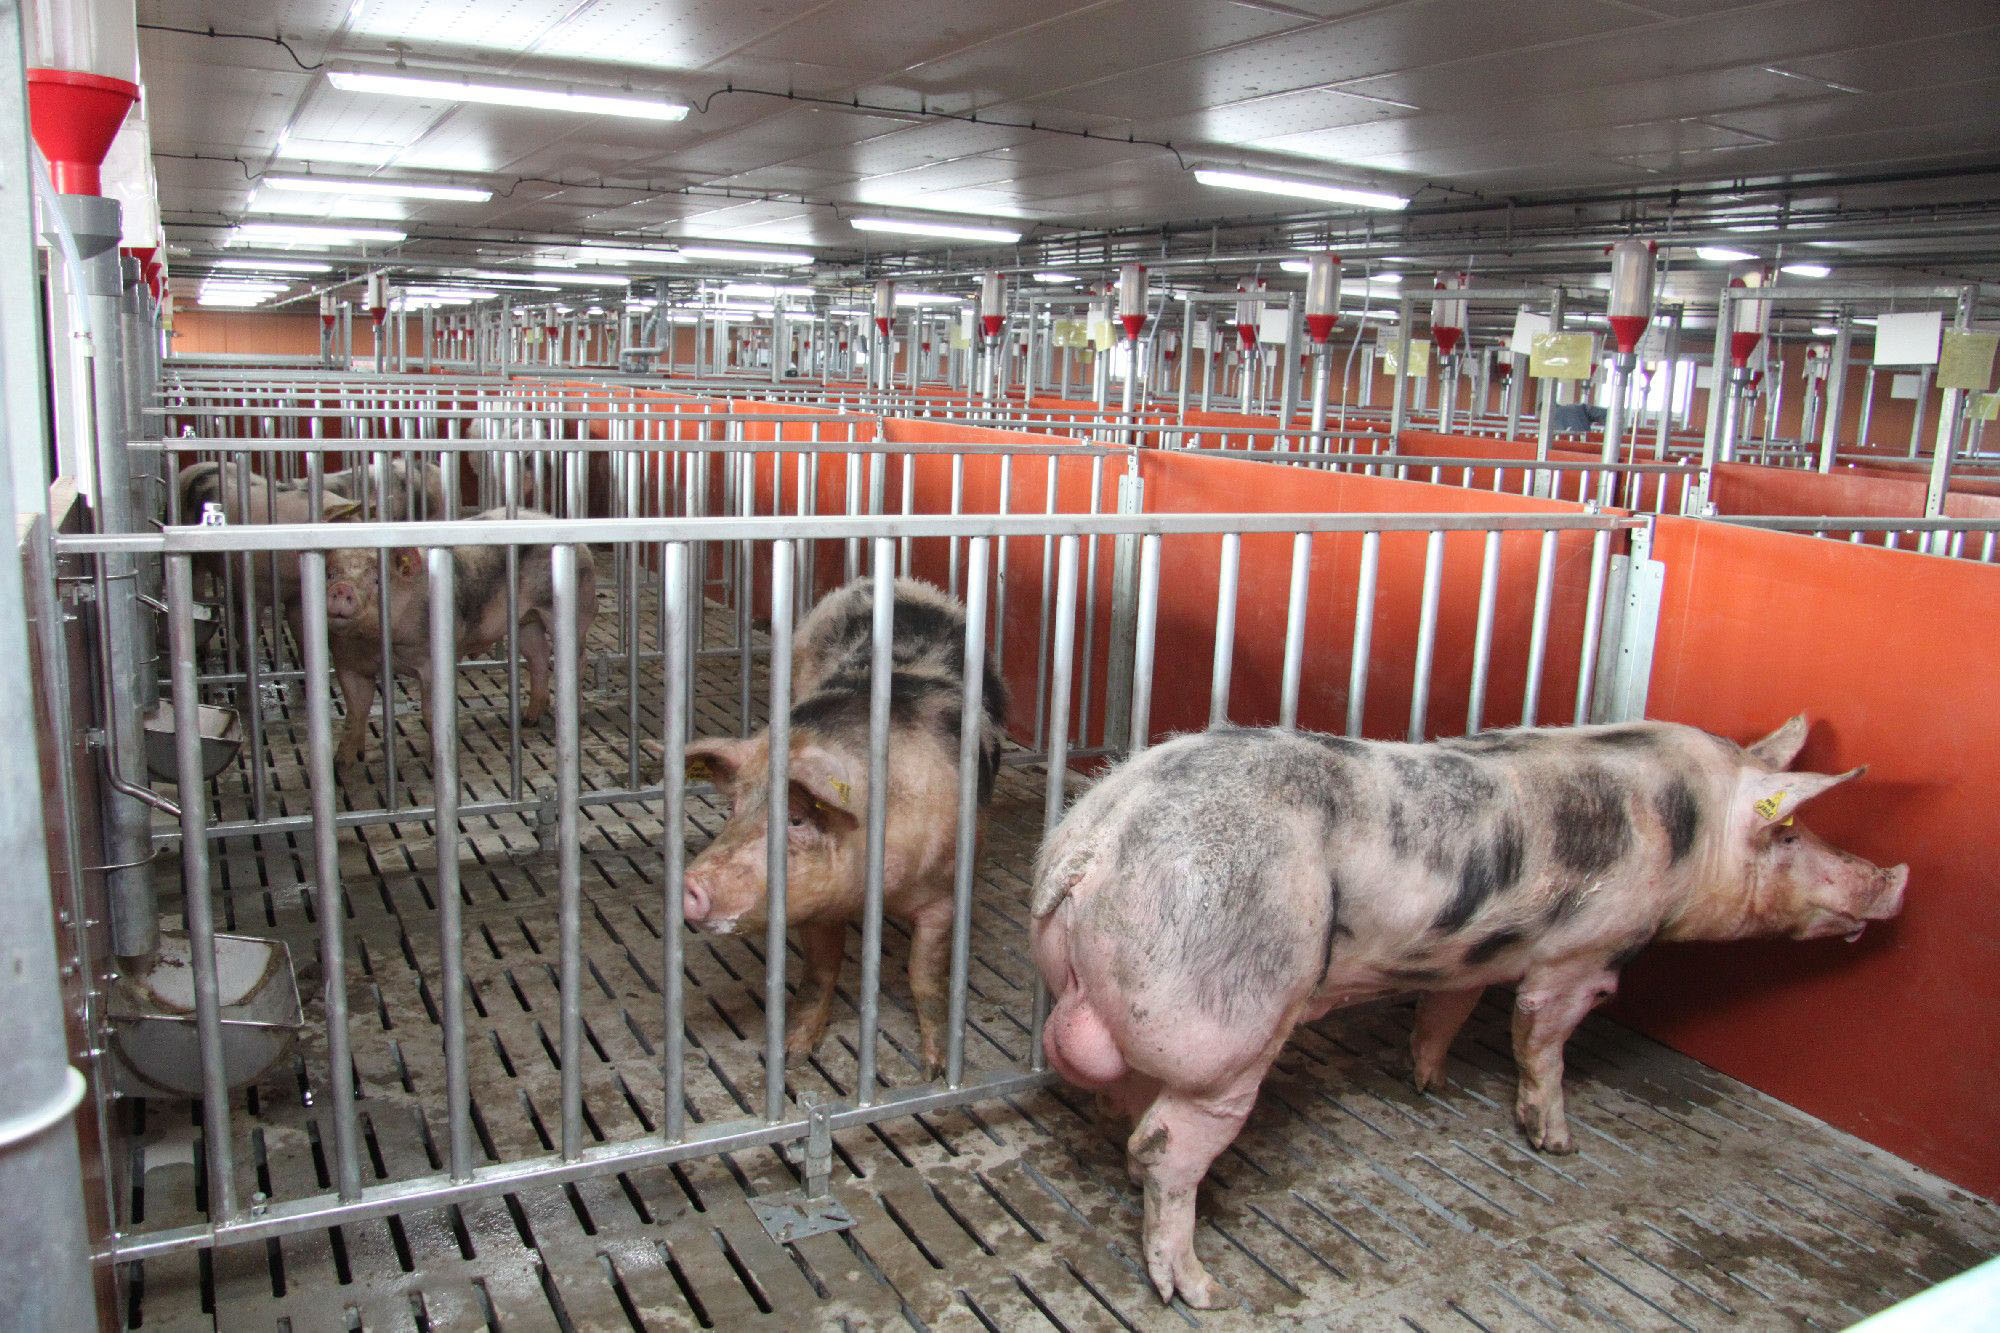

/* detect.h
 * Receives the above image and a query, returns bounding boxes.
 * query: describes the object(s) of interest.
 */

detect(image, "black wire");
[137,23,325,71]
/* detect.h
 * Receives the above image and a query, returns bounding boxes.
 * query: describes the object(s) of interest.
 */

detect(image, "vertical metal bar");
[1465,530,1501,735]
[1407,530,1444,741]
[551,545,584,1160]
[855,540,896,1106]
[1522,531,1557,727]
[425,546,473,1180]
[1034,535,1081,1072]
[300,556,362,1200]
[1346,531,1379,738]
[944,538,990,1088]
[1127,533,1161,752]
[1278,532,1311,729]
[1208,532,1241,726]
[661,543,690,1142]
[762,543,794,1122]
[1573,530,1612,724]
[169,558,238,1223]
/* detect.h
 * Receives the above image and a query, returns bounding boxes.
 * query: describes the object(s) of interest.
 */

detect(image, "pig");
[1031,717,1906,1308]
[675,577,1008,1077]
[323,507,597,765]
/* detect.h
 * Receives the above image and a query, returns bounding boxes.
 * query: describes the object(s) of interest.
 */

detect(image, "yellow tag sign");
[1753,792,1787,820]
[1529,331,1595,380]
[1380,338,1431,378]
[1088,320,1116,349]
[1937,330,1999,391]
[831,779,852,805]
[1973,392,2000,422]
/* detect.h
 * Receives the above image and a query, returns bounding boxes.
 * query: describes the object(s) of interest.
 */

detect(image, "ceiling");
[135,0,2000,311]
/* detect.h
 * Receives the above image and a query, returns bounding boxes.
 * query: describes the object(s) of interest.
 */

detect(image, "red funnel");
[26,69,138,196]
[982,314,1004,339]
[321,315,337,330]
[1120,313,1145,340]
[1237,323,1258,350]
[1432,326,1463,358]
[1608,314,1648,357]
[874,317,891,337]
[1304,313,1337,345]
[1729,330,1762,368]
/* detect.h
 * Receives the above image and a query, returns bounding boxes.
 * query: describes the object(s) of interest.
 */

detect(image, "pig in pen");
[55,459,1989,1328]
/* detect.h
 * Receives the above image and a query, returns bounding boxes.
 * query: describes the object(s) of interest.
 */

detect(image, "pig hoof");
[1148,1252,1226,1310]
[1517,1105,1576,1155]
[782,1030,825,1065]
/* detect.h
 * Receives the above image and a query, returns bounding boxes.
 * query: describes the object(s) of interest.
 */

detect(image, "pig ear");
[684,737,749,788]
[392,548,423,580]
[322,498,362,523]
[1742,766,1865,827]
[1746,715,1810,769]
[788,746,861,831]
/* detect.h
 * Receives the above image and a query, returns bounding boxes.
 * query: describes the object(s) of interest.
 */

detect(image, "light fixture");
[1780,262,1831,278]
[212,257,332,273]
[462,268,629,287]
[325,67,689,121]
[570,246,687,266]
[1695,245,1757,263]
[1812,325,1840,336]
[403,286,499,300]
[264,173,492,202]
[1193,169,1408,211]
[850,217,1022,244]
[721,283,815,300]
[893,291,969,305]
[676,244,815,266]
[1033,271,1080,283]
[226,222,406,247]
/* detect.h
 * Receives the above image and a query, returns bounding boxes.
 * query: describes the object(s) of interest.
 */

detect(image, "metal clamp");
[748,1096,855,1245]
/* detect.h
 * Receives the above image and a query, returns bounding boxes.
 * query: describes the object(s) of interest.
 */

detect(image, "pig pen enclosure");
[33,388,2000,1330]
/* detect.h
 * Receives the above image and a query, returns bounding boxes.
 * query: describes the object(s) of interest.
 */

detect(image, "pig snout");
[682,871,713,926]
[1864,864,1909,923]
[326,579,362,621]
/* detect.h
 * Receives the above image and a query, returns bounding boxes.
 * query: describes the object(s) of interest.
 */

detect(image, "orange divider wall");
[1618,517,2000,1201]
[1709,462,2000,520]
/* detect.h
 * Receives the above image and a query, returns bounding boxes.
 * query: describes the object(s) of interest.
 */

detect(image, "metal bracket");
[749,1097,855,1245]
[1597,524,1665,724]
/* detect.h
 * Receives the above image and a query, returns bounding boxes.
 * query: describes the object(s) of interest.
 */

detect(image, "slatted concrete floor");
[124,602,1998,1330]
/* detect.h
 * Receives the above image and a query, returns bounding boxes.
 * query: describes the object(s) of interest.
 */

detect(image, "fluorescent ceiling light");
[721,283,815,300]
[1812,325,1840,336]
[1033,272,1080,283]
[326,68,688,121]
[850,217,1022,244]
[226,222,406,247]
[1780,262,1832,278]
[894,291,969,305]
[404,286,498,299]
[1695,245,1757,263]
[212,258,332,273]
[1193,169,1408,211]
[264,174,491,202]
[571,246,687,266]
[676,244,815,265]
[463,268,629,287]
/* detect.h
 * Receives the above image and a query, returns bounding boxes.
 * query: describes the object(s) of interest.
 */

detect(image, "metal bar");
[427,547,473,1180]
[1346,532,1379,738]
[855,541,896,1106]
[553,545,585,1159]
[1209,532,1241,726]
[763,544,794,1122]
[300,556,362,1199]
[1127,533,1162,753]
[1035,535,1081,1072]
[169,558,238,1223]
[1466,530,1502,735]
[1408,530,1445,741]
[661,543,691,1142]
[944,538,990,1088]
[1522,531,1557,727]
[1278,532,1311,729]
[1574,530,1612,725]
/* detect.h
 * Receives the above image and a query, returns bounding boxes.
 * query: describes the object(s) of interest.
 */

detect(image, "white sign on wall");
[1258,306,1292,346]
[1510,309,1551,357]
[1189,320,1211,352]
[1873,311,1943,367]
[1890,373,1924,400]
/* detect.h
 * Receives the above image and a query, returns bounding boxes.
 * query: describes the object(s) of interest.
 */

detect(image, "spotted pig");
[1031,717,1906,1308]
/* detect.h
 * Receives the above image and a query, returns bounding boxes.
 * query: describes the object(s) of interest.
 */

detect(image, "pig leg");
[1411,985,1485,1094]
[519,614,552,725]
[906,895,954,1078]
[335,666,377,766]
[785,919,846,1064]
[1131,1071,1264,1310]
[1510,962,1620,1154]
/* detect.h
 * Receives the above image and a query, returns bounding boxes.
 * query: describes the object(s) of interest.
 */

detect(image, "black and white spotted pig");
[1031,717,1907,1308]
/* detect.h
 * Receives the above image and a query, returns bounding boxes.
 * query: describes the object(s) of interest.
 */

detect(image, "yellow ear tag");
[1754,792,1787,820]
[831,779,851,805]
[1781,815,1794,827]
